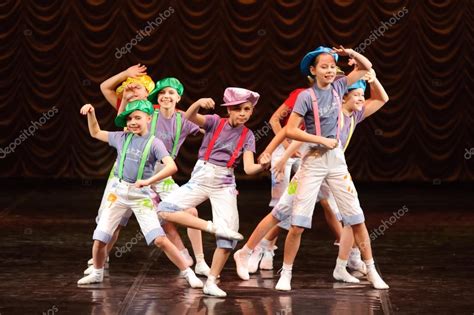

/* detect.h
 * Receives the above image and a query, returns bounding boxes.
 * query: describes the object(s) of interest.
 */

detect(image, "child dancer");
[273,45,388,290]
[158,88,268,297]
[84,69,211,276]
[77,100,202,288]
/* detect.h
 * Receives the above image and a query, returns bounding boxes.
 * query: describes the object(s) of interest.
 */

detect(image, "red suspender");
[204,118,227,161]
[203,118,249,168]
[308,87,342,140]
[227,127,249,168]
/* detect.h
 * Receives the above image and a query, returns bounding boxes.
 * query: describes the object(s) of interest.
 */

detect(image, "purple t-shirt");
[293,77,348,140]
[152,111,200,158]
[340,106,366,149]
[198,114,256,168]
[109,132,169,183]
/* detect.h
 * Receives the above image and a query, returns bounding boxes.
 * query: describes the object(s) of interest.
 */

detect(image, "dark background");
[0,0,472,182]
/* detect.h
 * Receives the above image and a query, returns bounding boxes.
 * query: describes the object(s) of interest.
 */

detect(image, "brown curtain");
[0,0,472,181]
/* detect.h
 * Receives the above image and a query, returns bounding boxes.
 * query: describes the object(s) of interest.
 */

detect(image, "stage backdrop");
[0,0,472,182]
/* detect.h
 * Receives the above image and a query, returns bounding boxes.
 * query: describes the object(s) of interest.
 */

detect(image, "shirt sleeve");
[185,119,201,136]
[243,130,256,153]
[333,76,348,98]
[284,88,305,110]
[354,106,366,125]
[151,138,171,162]
[203,114,220,132]
[108,131,124,149]
[292,91,311,117]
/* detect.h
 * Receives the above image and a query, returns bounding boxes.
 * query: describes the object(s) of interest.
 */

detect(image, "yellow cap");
[115,75,155,96]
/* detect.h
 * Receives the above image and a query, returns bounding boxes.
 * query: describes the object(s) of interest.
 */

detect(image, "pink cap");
[221,87,260,107]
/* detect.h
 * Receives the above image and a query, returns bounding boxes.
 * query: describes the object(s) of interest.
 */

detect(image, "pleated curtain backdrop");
[0,0,472,181]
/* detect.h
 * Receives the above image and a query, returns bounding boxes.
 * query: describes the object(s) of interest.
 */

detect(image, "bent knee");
[154,236,168,248]
[289,226,305,235]
[185,207,198,217]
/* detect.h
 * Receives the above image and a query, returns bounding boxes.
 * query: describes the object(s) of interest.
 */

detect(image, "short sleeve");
[292,91,311,117]
[203,114,220,132]
[284,88,305,109]
[243,130,256,153]
[108,131,124,149]
[151,138,170,162]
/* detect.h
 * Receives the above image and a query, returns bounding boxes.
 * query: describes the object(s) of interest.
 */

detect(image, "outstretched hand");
[331,45,354,57]
[196,98,215,110]
[125,64,147,78]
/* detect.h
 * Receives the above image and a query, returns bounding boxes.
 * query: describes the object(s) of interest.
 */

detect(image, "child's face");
[123,83,149,103]
[343,88,365,112]
[157,87,181,110]
[227,101,254,125]
[310,54,337,86]
[126,110,151,135]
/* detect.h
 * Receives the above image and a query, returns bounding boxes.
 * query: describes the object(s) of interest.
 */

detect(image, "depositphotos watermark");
[115,6,175,59]
[354,6,408,54]
[114,230,143,257]
[0,106,59,159]
[369,205,409,241]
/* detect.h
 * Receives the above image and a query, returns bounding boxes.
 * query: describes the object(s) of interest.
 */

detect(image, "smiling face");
[125,110,151,136]
[226,101,254,126]
[122,83,149,103]
[157,87,181,110]
[343,88,366,112]
[309,53,337,87]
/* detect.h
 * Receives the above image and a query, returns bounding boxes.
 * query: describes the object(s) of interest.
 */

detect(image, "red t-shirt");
[281,88,306,128]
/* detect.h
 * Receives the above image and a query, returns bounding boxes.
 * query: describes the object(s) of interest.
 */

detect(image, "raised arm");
[80,104,109,142]
[286,112,337,149]
[185,98,215,127]
[332,45,372,86]
[363,69,389,118]
[100,64,147,108]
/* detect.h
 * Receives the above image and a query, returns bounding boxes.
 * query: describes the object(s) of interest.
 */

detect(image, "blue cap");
[300,46,339,76]
[347,80,367,92]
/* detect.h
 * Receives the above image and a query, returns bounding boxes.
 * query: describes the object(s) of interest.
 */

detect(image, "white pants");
[269,144,301,207]
[276,146,364,229]
[97,162,180,226]
[93,180,165,245]
[158,160,240,249]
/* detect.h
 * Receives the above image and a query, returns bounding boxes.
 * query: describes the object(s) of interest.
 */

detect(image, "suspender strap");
[227,127,249,168]
[150,110,159,136]
[150,110,182,159]
[118,133,155,182]
[118,133,134,180]
[342,115,355,152]
[308,87,343,140]
[171,112,182,159]
[308,88,321,136]
[136,135,155,181]
[204,118,226,161]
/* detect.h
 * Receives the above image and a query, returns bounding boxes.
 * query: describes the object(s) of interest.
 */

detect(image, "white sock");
[350,247,361,258]
[207,275,217,284]
[364,258,376,272]
[282,263,293,271]
[260,238,271,249]
[195,253,205,263]
[181,267,192,275]
[93,267,104,276]
[206,221,215,233]
[242,245,253,255]
[336,258,348,268]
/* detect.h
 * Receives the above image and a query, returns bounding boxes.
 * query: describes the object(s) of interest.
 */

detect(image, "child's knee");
[186,207,198,217]
[154,236,168,248]
[289,226,305,236]
[158,211,169,221]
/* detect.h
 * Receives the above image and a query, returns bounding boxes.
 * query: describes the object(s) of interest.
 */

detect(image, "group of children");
[77,44,390,297]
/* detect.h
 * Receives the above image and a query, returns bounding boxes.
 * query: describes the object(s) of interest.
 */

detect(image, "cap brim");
[115,109,133,127]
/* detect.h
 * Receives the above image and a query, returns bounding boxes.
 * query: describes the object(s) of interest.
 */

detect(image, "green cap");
[147,77,184,103]
[115,100,154,127]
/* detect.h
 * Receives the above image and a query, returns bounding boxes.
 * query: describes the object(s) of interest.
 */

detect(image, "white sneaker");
[181,269,203,288]
[333,266,360,283]
[181,248,194,267]
[260,246,276,270]
[248,246,263,273]
[83,265,94,275]
[275,268,292,291]
[195,261,211,277]
[203,281,227,297]
[233,249,250,280]
[214,225,243,241]
[367,269,389,289]
[77,270,103,285]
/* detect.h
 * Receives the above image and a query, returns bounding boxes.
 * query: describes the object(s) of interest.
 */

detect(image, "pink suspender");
[308,87,342,140]
[203,118,249,168]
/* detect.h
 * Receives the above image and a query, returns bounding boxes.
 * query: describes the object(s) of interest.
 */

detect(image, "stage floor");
[0,180,473,314]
